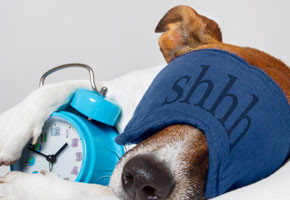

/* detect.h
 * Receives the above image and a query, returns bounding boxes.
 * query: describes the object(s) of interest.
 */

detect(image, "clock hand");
[28,147,49,159]
[54,143,68,158]
[28,143,68,169]
[49,162,53,172]
[28,146,56,164]
[46,143,69,165]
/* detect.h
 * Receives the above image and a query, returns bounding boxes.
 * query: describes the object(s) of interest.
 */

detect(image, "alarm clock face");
[13,117,84,181]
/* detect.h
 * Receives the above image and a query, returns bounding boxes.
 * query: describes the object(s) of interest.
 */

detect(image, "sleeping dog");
[0,5,289,200]
[110,6,290,200]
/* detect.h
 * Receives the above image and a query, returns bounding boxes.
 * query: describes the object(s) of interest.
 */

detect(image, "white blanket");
[0,64,289,200]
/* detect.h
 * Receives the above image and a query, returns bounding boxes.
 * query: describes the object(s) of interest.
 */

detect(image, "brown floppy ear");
[155,5,222,63]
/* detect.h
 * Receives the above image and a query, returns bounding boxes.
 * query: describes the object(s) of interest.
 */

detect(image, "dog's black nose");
[122,154,175,200]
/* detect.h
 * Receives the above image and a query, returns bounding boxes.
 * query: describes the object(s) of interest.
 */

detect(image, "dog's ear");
[155,5,222,63]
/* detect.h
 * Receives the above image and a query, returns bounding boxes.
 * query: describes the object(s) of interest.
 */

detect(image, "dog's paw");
[0,171,114,200]
[0,104,39,166]
[0,88,52,165]
[0,171,68,200]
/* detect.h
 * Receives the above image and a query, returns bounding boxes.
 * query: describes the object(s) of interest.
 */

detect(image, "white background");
[0,0,289,175]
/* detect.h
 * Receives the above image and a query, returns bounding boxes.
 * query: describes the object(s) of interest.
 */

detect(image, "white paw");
[0,104,40,165]
[0,171,67,200]
[0,171,115,200]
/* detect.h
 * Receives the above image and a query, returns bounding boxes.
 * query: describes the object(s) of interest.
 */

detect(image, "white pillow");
[212,159,290,200]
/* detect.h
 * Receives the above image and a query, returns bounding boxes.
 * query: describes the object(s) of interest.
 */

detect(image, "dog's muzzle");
[121,154,175,200]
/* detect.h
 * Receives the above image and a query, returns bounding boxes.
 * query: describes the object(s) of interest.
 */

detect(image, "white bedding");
[0,64,289,200]
[214,159,290,200]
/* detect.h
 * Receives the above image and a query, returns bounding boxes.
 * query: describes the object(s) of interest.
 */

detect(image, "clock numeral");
[66,129,69,138]
[51,127,60,136]
[76,152,82,162]
[41,133,47,142]
[71,166,78,175]
[71,138,79,147]
[28,157,35,166]
[34,144,41,152]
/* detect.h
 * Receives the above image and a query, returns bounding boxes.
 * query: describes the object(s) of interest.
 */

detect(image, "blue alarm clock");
[12,63,124,186]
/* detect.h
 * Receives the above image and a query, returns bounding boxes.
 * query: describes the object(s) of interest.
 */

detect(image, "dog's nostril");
[142,186,158,200]
[122,155,175,200]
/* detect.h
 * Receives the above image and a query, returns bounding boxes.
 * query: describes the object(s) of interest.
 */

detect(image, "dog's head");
[110,6,220,200]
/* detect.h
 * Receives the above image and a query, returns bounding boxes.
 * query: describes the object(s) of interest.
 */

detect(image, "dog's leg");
[0,171,117,200]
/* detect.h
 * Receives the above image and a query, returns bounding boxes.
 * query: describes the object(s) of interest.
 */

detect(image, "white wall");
[0,0,289,113]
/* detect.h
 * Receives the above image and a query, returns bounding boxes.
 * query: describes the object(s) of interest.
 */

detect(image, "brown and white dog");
[0,5,289,200]
[110,5,290,200]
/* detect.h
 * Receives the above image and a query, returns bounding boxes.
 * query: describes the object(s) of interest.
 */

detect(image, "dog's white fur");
[0,171,113,200]
[0,65,163,200]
